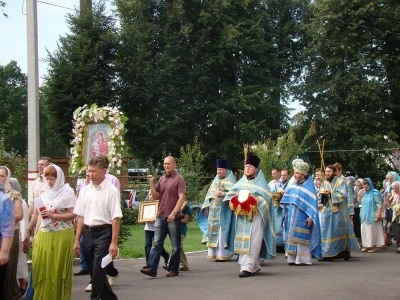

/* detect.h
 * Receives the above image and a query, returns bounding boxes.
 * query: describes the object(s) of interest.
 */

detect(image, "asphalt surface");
[67,248,400,300]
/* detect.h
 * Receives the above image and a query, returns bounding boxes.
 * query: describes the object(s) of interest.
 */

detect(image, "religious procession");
[1,147,400,300]
[0,102,398,300]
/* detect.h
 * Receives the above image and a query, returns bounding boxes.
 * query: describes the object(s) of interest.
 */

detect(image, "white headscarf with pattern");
[0,166,12,191]
[43,165,76,208]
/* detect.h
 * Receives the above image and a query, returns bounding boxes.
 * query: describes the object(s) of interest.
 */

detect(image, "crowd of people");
[1,153,399,299]
[0,156,124,300]
[198,156,400,277]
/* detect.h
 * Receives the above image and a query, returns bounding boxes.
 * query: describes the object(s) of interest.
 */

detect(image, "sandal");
[368,248,377,253]
[360,248,369,252]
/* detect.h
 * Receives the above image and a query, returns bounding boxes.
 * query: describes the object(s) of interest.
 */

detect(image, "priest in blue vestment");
[281,161,322,265]
[221,155,276,277]
[320,165,359,260]
[198,159,237,261]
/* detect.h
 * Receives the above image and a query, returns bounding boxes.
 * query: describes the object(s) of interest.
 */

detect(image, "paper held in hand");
[33,197,51,225]
[101,248,119,268]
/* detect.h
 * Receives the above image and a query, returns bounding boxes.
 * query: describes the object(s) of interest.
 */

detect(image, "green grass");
[119,221,207,259]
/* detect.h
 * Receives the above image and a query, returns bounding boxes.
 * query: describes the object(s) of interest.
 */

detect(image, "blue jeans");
[144,230,169,266]
[25,269,33,300]
[148,217,181,274]
[80,235,88,271]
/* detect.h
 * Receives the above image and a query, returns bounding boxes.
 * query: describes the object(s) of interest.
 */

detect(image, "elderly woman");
[353,178,363,246]
[359,178,384,253]
[0,181,15,299]
[383,171,400,247]
[390,181,400,253]
[0,166,23,300]
[10,177,29,297]
[30,165,77,300]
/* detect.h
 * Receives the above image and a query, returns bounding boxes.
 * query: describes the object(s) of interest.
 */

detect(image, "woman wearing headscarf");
[0,166,23,300]
[383,171,400,247]
[0,181,15,299]
[390,181,400,253]
[359,178,384,253]
[10,177,29,297]
[31,165,77,300]
[354,178,363,246]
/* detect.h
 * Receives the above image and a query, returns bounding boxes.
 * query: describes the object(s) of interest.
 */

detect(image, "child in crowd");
[142,190,169,269]
[179,202,191,271]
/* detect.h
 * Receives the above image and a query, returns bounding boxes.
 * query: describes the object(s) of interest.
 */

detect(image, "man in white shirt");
[268,167,282,192]
[29,157,52,219]
[73,156,122,300]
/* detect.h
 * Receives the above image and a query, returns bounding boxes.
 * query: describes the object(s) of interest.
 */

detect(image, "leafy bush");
[121,207,139,225]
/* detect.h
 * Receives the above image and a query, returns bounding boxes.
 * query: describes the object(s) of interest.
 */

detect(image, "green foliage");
[0,61,27,155]
[121,207,139,225]
[0,130,27,197]
[119,222,207,259]
[42,0,119,147]
[0,1,7,18]
[115,0,307,170]
[296,0,400,178]
[252,118,316,180]
[118,225,132,245]
[177,136,207,206]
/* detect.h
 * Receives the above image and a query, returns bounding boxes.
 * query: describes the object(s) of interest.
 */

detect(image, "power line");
[305,148,399,153]
[37,1,75,11]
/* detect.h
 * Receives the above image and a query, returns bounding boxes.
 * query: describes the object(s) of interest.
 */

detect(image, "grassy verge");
[119,221,207,259]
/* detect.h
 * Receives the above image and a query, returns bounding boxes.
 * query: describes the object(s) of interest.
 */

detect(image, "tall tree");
[42,0,118,146]
[0,60,27,154]
[297,0,400,178]
[116,0,307,170]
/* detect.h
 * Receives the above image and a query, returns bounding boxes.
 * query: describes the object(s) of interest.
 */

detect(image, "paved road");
[69,248,400,300]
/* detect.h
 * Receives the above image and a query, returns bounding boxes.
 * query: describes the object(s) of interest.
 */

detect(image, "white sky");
[0,0,303,115]
[0,0,79,81]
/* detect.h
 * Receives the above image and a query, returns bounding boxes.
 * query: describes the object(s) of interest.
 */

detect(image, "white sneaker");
[108,274,119,287]
[84,284,92,292]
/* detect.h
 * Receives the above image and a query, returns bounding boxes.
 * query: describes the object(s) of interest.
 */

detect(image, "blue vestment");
[198,171,237,246]
[320,177,359,257]
[280,174,322,258]
[220,170,276,260]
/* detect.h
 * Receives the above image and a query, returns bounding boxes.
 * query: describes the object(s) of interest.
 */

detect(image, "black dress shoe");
[238,271,252,278]
[74,269,89,276]
[140,268,157,277]
[142,265,149,269]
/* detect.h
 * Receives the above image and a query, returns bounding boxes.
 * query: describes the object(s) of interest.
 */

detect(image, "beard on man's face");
[326,173,334,182]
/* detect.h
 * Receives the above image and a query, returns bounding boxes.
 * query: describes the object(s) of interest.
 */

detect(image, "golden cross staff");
[317,139,325,171]
[243,143,248,163]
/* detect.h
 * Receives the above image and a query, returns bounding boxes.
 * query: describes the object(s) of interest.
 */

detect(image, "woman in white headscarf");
[31,165,77,300]
[0,166,24,300]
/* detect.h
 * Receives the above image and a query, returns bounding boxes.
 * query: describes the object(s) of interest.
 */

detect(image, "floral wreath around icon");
[69,104,128,176]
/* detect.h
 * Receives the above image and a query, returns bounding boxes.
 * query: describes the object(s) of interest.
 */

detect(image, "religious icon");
[84,123,111,163]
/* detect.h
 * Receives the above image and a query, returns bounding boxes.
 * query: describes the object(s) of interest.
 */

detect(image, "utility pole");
[26,0,39,204]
